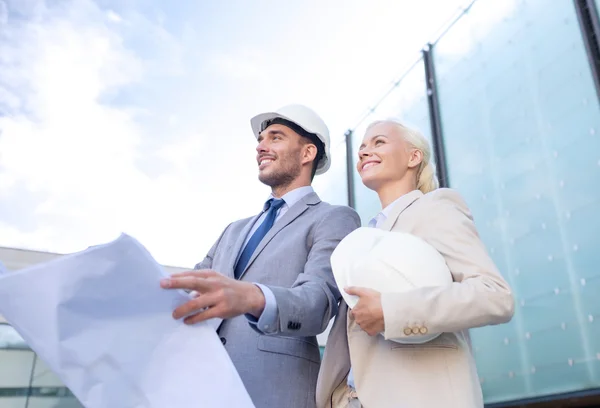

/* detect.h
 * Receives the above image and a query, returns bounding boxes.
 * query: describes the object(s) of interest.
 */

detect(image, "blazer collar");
[379,190,423,231]
[236,191,321,279]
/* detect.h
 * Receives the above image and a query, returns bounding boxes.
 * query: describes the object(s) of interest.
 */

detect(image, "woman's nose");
[359,149,372,159]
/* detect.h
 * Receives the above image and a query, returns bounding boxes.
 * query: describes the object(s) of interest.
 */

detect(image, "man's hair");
[263,117,325,179]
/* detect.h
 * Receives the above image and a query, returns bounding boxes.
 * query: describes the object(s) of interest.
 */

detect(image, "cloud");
[208,48,271,82]
[106,10,122,24]
[0,1,217,266]
[0,2,135,226]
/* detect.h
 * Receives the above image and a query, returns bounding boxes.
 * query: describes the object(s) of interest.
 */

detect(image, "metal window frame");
[574,0,600,102]
[422,43,450,188]
[344,129,356,208]
[485,388,600,407]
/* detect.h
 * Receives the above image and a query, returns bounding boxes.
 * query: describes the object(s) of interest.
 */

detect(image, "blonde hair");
[365,119,439,194]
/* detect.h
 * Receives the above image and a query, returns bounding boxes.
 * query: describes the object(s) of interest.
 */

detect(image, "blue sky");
[0,0,475,267]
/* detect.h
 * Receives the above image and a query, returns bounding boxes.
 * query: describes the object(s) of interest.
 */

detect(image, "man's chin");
[259,171,291,188]
[258,171,275,186]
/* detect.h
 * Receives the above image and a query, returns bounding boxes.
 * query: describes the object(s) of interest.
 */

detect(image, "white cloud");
[106,10,122,24]
[0,0,242,267]
[208,48,272,82]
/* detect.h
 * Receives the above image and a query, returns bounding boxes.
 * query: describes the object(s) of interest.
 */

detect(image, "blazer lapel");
[225,213,263,279]
[379,190,423,231]
[238,192,320,280]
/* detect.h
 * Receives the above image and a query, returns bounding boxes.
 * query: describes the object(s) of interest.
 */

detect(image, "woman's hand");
[345,287,385,336]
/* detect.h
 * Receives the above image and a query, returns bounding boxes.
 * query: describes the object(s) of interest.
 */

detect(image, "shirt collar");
[264,185,314,210]
[369,189,420,227]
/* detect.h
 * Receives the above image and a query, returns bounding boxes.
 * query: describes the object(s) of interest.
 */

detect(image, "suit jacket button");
[403,327,412,336]
[420,327,428,334]
[220,337,227,345]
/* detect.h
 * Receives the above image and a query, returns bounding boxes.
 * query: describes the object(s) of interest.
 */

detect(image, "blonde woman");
[316,120,515,408]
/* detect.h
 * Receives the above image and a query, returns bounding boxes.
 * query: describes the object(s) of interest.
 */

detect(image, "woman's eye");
[375,139,384,145]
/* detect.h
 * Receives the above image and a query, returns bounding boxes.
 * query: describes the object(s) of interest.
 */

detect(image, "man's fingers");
[161,276,214,292]
[173,292,220,320]
[170,270,217,279]
[183,304,225,325]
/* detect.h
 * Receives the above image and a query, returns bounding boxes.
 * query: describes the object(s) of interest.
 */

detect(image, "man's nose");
[256,140,268,153]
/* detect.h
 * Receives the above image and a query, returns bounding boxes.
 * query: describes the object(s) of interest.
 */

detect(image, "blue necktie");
[234,198,286,279]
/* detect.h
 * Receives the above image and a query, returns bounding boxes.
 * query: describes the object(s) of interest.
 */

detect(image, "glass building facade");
[0,323,82,408]
[316,0,600,406]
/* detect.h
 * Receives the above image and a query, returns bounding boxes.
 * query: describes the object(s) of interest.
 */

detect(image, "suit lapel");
[225,213,263,279]
[379,190,423,231]
[238,192,320,280]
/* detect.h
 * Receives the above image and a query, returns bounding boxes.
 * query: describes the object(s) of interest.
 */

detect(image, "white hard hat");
[250,104,331,175]
[330,227,453,344]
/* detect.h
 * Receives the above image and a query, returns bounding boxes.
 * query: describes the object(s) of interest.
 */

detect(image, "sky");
[0,0,474,267]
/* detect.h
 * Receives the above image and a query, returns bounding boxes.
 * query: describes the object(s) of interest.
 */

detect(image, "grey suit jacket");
[195,191,360,408]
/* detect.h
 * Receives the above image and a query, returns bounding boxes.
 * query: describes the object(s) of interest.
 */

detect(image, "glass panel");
[30,358,68,388]
[0,351,35,388]
[0,398,28,408]
[350,58,432,224]
[26,398,83,408]
[435,0,600,403]
[0,324,84,408]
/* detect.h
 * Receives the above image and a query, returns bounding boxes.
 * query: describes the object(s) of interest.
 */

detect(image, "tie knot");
[267,198,285,212]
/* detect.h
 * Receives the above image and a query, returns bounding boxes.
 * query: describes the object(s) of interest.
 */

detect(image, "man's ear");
[302,143,317,165]
[407,149,423,169]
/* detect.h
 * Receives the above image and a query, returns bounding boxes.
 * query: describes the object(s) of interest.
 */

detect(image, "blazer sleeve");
[265,205,361,337]
[381,189,515,341]
[194,223,231,271]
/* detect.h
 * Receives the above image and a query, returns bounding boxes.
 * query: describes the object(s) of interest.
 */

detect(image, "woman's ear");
[407,149,424,169]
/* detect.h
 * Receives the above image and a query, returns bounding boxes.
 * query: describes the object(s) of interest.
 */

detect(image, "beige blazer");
[316,188,515,408]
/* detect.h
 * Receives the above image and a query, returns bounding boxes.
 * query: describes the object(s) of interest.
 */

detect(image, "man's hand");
[160,270,266,325]
[345,286,385,336]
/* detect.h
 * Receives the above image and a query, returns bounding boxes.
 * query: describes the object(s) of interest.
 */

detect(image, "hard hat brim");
[250,112,331,175]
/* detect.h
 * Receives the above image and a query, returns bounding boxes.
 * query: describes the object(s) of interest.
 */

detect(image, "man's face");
[255,123,304,188]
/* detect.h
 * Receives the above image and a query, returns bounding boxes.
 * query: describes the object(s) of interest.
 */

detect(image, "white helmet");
[250,104,331,175]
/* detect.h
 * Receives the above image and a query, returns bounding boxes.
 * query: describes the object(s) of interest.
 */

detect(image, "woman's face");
[356,122,421,191]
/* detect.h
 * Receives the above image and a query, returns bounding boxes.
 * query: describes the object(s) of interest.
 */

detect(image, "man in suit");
[160,104,361,408]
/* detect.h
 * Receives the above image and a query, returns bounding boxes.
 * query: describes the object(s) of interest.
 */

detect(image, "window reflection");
[0,323,83,407]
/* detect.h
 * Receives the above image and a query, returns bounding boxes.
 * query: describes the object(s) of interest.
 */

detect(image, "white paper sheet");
[0,234,255,408]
